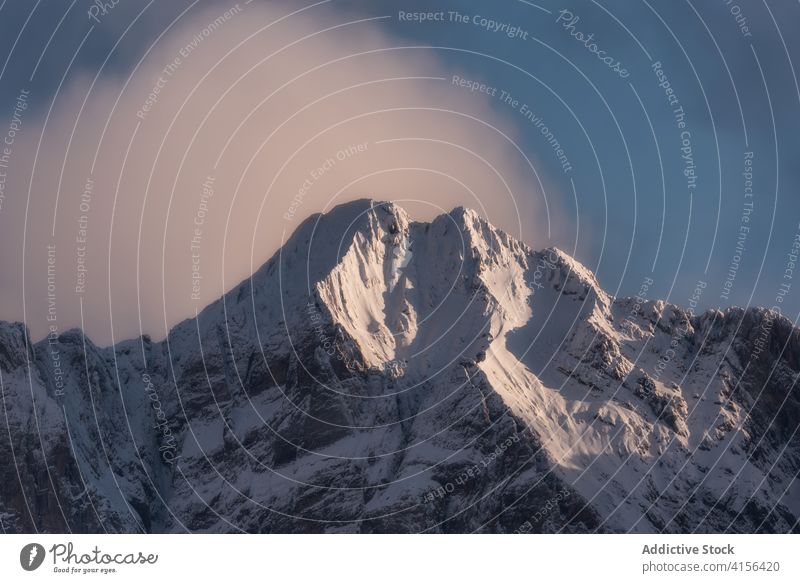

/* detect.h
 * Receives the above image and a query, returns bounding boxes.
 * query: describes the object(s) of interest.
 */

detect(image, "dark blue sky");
[1,0,799,327]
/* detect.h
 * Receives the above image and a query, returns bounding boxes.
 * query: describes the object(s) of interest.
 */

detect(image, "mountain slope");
[1,200,798,533]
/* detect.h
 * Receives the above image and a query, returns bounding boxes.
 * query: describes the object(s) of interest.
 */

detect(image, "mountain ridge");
[1,199,798,533]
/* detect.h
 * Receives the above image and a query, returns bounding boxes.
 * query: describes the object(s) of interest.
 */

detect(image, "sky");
[0,0,798,344]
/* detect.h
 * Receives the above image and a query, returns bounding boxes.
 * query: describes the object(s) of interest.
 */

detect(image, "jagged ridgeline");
[1,200,798,533]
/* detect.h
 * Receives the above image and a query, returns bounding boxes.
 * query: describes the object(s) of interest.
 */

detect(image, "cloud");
[0,1,569,344]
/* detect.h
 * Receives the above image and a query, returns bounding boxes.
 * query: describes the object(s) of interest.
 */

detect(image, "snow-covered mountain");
[1,199,798,533]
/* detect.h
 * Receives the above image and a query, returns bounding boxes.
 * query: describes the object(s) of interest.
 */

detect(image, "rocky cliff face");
[1,200,798,533]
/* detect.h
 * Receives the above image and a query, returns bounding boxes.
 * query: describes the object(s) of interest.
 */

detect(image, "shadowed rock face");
[1,200,798,533]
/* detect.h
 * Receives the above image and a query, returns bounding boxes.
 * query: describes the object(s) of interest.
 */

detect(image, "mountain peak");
[3,197,800,534]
